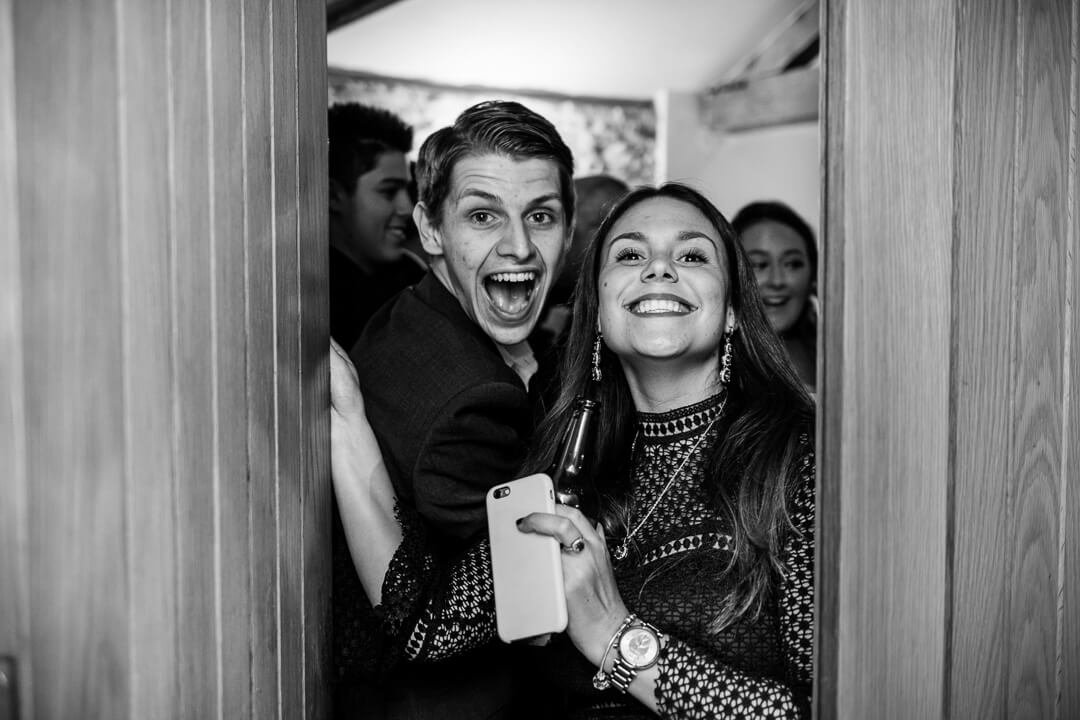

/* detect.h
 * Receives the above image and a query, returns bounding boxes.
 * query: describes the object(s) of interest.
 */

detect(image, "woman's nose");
[764,263,784,287]
[642,256,677,282]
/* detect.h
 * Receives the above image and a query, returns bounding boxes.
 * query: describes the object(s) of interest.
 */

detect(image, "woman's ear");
[414,203,443,257]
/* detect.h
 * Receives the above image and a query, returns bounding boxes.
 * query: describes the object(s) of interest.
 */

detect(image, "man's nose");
[393,188,413,215]
[497,220,534,261]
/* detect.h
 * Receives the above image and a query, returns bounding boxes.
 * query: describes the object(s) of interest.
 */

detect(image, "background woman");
[731,201,817,392]
[331,183,815,719]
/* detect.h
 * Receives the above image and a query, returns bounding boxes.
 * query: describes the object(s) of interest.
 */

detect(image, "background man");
[328,102,425,349]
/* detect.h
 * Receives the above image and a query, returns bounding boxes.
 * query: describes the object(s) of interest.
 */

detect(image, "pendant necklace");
[613,403,723,562]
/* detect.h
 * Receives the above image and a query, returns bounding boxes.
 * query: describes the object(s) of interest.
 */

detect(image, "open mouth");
[628,298,693,315]
[484,271,538,316]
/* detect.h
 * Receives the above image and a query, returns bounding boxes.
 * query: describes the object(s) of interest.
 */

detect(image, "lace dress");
[376,394,815,719]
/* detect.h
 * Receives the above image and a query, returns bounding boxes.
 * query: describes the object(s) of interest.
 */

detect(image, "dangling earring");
[719,310,735,385]
[591,330,603,382]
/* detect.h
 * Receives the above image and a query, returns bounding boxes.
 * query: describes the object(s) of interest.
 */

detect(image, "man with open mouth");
[338,100,575,720]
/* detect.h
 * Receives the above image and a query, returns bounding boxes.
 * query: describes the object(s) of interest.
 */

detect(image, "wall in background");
[657,90,820,235]
[328,69,656,186]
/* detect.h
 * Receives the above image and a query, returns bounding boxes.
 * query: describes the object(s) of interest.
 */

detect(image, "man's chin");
[478,313,537,347]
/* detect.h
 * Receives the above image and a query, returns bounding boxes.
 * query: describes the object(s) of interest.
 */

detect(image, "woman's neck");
[620,358,723,413]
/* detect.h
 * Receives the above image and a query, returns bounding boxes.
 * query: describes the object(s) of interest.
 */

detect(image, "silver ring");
[561,536,586,554]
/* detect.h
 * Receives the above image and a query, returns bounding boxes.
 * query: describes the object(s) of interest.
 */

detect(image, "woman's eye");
[614,248,643,262]
[680,250,708,264]
[785,259,807,271]
[751,260,769,272]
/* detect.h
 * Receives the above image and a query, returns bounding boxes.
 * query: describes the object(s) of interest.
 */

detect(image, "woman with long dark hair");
[731,201,818,392]
[331,183,815,718]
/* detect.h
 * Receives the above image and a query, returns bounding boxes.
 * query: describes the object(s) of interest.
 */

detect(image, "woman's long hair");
[522,183,813,631]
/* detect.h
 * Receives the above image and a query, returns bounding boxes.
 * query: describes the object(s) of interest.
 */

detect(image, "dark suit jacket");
[352,272,534,545]
[334,272,536,720]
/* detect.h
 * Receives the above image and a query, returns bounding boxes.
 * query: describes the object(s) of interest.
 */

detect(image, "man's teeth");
[633,299,687,314]
[489,271,535,283]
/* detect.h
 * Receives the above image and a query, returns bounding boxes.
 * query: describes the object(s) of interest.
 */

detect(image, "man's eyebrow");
[525,192,563,208]
[455,188,502,204]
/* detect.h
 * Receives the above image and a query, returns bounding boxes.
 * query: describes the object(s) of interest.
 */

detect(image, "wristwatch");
[608,618,663,693]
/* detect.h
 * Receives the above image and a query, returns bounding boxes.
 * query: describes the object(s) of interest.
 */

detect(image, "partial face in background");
[416,154,569,346]
[598,197,730,369]
[332,150,413,267]
[741,220,813,334]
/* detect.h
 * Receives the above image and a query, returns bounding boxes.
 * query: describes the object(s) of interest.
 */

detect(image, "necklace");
[613,401,723,562]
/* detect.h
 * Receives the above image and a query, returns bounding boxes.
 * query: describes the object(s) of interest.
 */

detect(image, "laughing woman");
[332,183,815,719]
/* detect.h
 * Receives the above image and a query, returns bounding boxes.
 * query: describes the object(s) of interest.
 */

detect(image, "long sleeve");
[375,501,498,665]
[653,445,815,720]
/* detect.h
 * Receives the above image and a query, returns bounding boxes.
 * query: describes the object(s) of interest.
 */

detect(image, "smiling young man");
[336,101,575,720]
[328,103,425,349]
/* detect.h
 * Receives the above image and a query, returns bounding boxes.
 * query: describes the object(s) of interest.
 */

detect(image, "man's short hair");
[415,100,575,229]
[328,103,413,195]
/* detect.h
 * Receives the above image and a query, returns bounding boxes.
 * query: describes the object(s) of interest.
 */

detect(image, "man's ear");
[414,203,444,257]
[329,178,349,217]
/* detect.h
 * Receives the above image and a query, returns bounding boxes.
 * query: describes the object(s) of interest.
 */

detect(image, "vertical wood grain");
[948,2,1018,718]
[243,0,283,715]
[1061,6,1080,715]
[0,0,30,716]
[815,0,842,717]
[167,0,220,716]
[207,0,253,717]
[297,0,331,716]
[115,0,179,717]
[830,2,954,717]
[14,0,130,717]
[1008,2,1071,718]
[272,0,305,716]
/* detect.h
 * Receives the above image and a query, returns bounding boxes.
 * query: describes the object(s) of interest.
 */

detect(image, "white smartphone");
[486,473,568,643]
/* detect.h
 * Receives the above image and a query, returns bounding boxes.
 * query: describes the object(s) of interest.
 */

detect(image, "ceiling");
[327,0,801,101]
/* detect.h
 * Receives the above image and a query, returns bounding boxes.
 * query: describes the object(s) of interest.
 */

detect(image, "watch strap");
[609,619,663,694]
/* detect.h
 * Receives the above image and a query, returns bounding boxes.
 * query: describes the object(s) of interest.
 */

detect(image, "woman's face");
[741,220,812,334]
[597,197,730,370]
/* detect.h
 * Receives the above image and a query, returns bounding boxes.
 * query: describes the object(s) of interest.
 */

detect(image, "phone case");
[486,473,568,643]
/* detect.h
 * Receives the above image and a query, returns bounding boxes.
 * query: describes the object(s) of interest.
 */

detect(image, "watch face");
[619,626,660,668]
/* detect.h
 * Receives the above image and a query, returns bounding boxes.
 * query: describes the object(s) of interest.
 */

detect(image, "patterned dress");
[377,393,815,719]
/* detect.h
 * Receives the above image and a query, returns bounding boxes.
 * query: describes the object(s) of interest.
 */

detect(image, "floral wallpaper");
[328,70,656,186]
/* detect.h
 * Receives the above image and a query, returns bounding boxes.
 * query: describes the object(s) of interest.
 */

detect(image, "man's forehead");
[448,154,563,203]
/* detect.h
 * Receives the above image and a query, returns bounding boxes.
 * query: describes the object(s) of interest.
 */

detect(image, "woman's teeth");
[632,299,688,314]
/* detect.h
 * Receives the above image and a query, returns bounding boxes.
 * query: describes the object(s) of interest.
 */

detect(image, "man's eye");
[470,211,494,225]
[528,210,554,225]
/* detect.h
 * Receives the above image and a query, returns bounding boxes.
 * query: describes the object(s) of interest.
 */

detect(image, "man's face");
[333,150,412,267]
[416,154,569,347]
